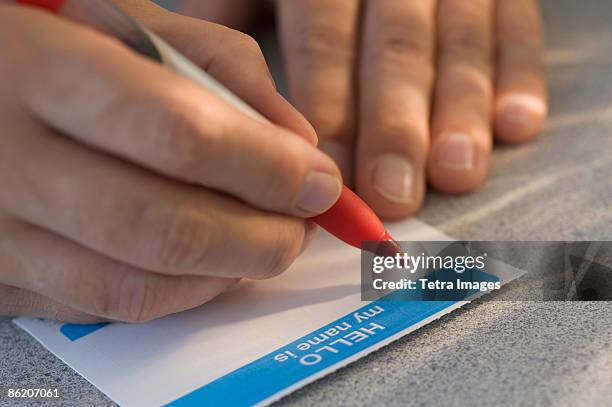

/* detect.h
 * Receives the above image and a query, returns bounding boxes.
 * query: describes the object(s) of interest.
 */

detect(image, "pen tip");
[372,234,403,257]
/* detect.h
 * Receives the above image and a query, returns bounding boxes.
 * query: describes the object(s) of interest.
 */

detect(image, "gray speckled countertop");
[1,0,611,406]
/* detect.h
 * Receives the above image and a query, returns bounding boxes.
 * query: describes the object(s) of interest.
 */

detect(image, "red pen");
[312,186,401,253]
[17,0,401,254]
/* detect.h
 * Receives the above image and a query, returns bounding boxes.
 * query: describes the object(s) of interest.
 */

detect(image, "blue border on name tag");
[167,296,456,407]
[168,268,498,406]
[168,268,497,406]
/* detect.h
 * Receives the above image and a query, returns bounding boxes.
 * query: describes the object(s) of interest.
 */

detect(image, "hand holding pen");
[0,0,345,322]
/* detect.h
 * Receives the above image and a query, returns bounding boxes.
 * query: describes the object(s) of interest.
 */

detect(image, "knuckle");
[113,271,161,323]
[256,222,303,279]
[206,29,275,89]
[294,20,355,62]
[70,263,114,318]
[440,25,490,60]
[222,29,264,58]
[370,110,429,154]
[80,264,157,323]
[372,25,432,62]
[150,205,212,273]
[150,94,217,181]
[235,32,262,54]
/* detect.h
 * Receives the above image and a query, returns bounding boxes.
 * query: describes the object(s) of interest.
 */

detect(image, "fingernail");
[371,154,414,204]
[435,133,476,170]
[320,141,353,186]
[297,172,342,214]
[499,94,546,127]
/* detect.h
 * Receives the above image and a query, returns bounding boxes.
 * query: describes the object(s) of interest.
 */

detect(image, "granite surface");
[1,0,611,406]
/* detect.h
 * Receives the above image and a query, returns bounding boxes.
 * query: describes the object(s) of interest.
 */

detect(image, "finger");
[3,6,340,217]
[356,0,436,219]
[277,0,360,184]
[0,113,316,279]
[494,0,547,143]
[0,220,237,323]
[428,0,494,194]
[118,0,315,144]
[129,5,317,143]
[0,284,102,323]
